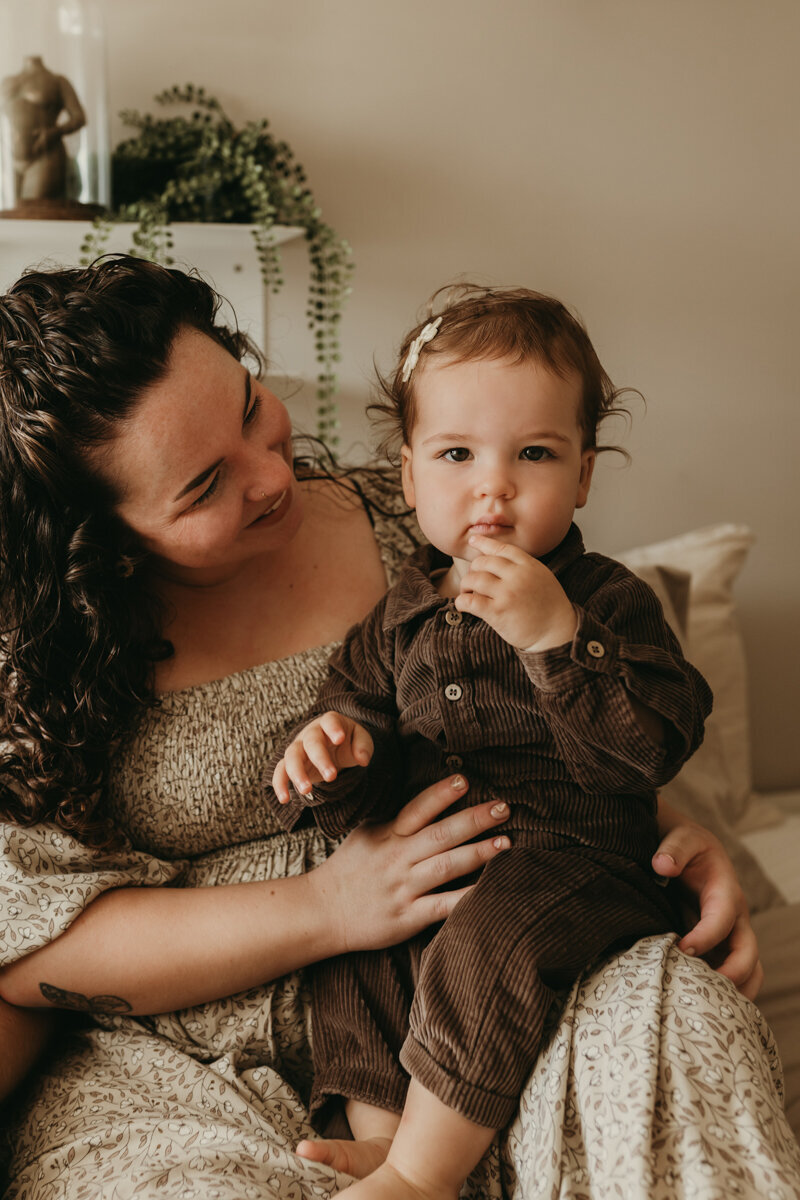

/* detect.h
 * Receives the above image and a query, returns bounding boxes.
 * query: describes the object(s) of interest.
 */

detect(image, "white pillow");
[617,525,783,913]
[617,524,754,827]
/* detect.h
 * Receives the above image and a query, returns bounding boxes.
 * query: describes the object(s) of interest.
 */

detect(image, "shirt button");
[444,683,463,701]
[587,640,605,658]
[446,754,463,770]
[445,610,462,627]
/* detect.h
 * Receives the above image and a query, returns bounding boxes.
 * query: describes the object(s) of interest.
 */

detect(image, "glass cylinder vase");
[0,0,109,218]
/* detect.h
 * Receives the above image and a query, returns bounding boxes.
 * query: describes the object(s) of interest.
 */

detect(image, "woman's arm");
[0,998,54,1101]
[653,796,763,1000]
[0,777,510,1016]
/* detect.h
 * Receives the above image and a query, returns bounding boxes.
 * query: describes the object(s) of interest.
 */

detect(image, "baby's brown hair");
[370,283,632,462]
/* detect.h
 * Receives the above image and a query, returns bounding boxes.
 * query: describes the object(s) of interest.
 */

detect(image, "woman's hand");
[653,804,763,1001]
[310,773,511,954]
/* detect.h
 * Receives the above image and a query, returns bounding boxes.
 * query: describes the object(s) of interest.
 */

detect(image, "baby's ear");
[575,448,596,509]
[400,445,416,509]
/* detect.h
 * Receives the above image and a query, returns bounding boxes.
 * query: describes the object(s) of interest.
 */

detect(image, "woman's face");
[102,326,304,583]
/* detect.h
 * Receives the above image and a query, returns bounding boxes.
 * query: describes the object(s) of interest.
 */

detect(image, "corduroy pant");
[310,841,680,1130]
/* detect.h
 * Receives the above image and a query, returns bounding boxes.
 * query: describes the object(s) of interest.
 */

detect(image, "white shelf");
[0,219,305,247]
[0,221,305,350]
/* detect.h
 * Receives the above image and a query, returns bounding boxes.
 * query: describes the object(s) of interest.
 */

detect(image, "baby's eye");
[441,447,471,463]
[520,445,552,462]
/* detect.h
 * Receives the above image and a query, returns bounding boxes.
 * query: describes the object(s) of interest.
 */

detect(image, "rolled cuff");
[399,1034,519,1130]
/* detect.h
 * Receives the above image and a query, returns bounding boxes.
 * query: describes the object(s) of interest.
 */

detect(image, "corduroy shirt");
[273,524,712,866]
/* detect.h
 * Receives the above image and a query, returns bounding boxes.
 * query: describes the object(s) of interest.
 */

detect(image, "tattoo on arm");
[39,982,133,1014]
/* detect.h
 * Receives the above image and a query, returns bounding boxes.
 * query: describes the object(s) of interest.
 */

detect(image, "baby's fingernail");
[490,802,509,818]
[655,853,677,867]
[323,768,336,780]
[683,945,697,957]
[451,775,466,790]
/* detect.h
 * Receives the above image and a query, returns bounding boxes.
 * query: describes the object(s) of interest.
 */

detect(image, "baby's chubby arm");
[272,712,374,804]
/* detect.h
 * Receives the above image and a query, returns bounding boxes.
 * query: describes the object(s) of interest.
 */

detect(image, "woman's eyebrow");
[172,371,252,502]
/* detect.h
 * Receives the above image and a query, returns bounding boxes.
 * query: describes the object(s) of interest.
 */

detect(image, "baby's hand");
[455,534,577,650]
[272,712,374,803]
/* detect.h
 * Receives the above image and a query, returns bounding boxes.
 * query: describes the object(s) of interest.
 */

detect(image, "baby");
[271,284,712,1199]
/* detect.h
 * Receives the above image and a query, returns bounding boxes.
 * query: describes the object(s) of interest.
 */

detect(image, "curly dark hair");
[369,282,634,463]
[0,254,264,846]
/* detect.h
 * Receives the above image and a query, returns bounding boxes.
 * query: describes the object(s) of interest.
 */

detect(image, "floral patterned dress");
[2,472,799,1199]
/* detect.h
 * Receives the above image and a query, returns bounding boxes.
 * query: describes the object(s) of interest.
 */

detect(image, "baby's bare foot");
[336,1161,459,1199]
[296,1135,392,1179]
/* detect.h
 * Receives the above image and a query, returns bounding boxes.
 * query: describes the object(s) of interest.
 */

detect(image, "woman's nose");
[244,447,292,503]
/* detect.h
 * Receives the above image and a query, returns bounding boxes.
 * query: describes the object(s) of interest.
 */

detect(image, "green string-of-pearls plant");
[81,84,353,443]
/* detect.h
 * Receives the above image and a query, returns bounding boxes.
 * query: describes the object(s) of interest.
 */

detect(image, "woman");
[0,255,792,1199]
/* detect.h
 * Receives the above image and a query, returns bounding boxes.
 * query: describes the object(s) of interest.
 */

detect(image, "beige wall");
[92,2,800,787]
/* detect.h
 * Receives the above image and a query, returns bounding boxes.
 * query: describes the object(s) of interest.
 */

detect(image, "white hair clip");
[401,316,443,383]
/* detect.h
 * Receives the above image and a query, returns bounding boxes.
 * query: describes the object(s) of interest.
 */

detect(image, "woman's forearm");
[0,871,343,1015]
[0,997,55,1100]
[0,781,515,1017]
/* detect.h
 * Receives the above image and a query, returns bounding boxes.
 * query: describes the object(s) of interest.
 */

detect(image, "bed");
[610,521,800,1143]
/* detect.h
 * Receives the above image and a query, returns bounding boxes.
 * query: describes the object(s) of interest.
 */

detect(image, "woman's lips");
[249,489,288,526]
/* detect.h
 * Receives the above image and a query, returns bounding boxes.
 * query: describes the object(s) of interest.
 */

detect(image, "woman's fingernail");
[684,945,697,957]
[655,853,677,867]
[490,802,509,818]
[451,775,466,789]
[493,836,511,849]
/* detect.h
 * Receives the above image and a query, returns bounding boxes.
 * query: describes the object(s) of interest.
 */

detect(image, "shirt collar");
[541,522,585,578]
[382,525,585,633]
[383,544,448,630]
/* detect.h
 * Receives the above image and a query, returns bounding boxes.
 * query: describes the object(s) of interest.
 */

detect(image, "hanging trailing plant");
[80,84,353,443]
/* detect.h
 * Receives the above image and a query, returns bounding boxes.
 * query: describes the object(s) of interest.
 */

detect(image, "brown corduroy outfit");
[270,524,712,1130]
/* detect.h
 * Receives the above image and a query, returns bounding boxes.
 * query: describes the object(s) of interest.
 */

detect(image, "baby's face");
[400,354,595,564]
